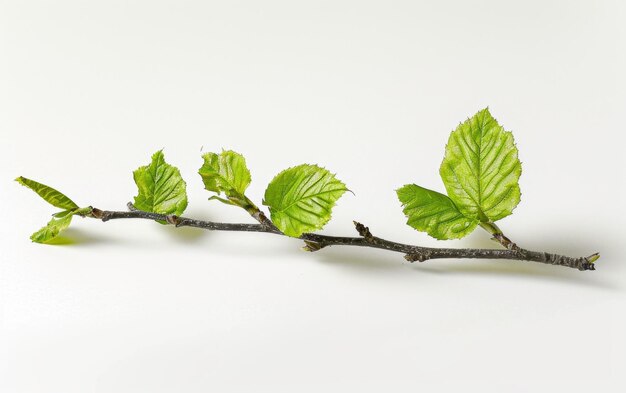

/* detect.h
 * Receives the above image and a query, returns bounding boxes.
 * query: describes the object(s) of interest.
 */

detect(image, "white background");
[1,1,625,392]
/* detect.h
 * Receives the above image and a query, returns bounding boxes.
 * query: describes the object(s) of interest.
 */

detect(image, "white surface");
[1,1,625,392]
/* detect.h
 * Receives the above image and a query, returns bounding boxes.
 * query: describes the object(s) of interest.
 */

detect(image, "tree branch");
[88,203,598,271]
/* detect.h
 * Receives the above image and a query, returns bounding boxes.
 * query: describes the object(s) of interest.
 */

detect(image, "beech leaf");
[439,108,521,222]
[397,184,478,240]
[15,176,79,211]
[198,150,252,205]
[30,214,74,244]
[263,164,348,237]
[133,151,188,216]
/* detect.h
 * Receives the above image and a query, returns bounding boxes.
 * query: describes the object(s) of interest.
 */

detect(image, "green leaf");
[263,164,348,237]
[198,150,252,202]
[15,176,79,210]
[133,150,188,216]
[32,207,93,243]
[439,108,522,222]
[15,177,94,242]
[30,214,74,243]
[397,184,478,240]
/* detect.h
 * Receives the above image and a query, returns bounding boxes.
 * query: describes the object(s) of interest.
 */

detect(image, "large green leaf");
[133,151,188,216]
[397,184,478,240]
[30,214,74,243]
[439,108,521,222]
[15,176,79,210]
[263,164,348,237]
[198,150,251,205]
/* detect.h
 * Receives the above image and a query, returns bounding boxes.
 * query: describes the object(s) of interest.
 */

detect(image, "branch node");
[253,211,280,233]
[302,240,326,252]
[492,233,520,251]
[90,208,104,220]
[404,252,429,263]
[165,215,181,226]
[174,218,189,227]
[353,221,374,242]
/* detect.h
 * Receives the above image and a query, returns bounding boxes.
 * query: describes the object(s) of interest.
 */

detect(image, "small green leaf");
[263,164,348,237]
[133,150,188,216]
[32,207,93,243]
[15,176,79,210]
[440,108,522,222]
[30,214,74,243]
[198,150,252,202]
[397,184,478,240]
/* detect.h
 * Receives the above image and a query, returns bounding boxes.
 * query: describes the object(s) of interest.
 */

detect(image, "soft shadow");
[413,261,618,290]
[315,248,410,273]
[163,225,208,244]
[311,246,618,290]
[44,236,76,245]
[46,228,118,246]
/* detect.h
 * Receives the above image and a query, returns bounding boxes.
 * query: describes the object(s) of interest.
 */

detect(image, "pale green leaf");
[15,176,79,210]
[32,207,93,243]
[30,214,73,243]
[133,151,188,216]
[397,184,478,240]
[440,108,522,222]
[198,150,251,202]
[263,164,348,237]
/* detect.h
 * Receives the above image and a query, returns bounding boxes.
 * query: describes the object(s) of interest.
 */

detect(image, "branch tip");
[587,253,600,264]
[584,263,596,271]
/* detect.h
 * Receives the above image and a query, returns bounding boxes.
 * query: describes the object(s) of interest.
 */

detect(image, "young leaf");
[263,164,348,237]
[397,184,478,240]
[133,151,188,216]
[30,214,74,243]
[31,207,93,243]
[439,108,521,222]
[15,176,79,211]
[198,150,252,204]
